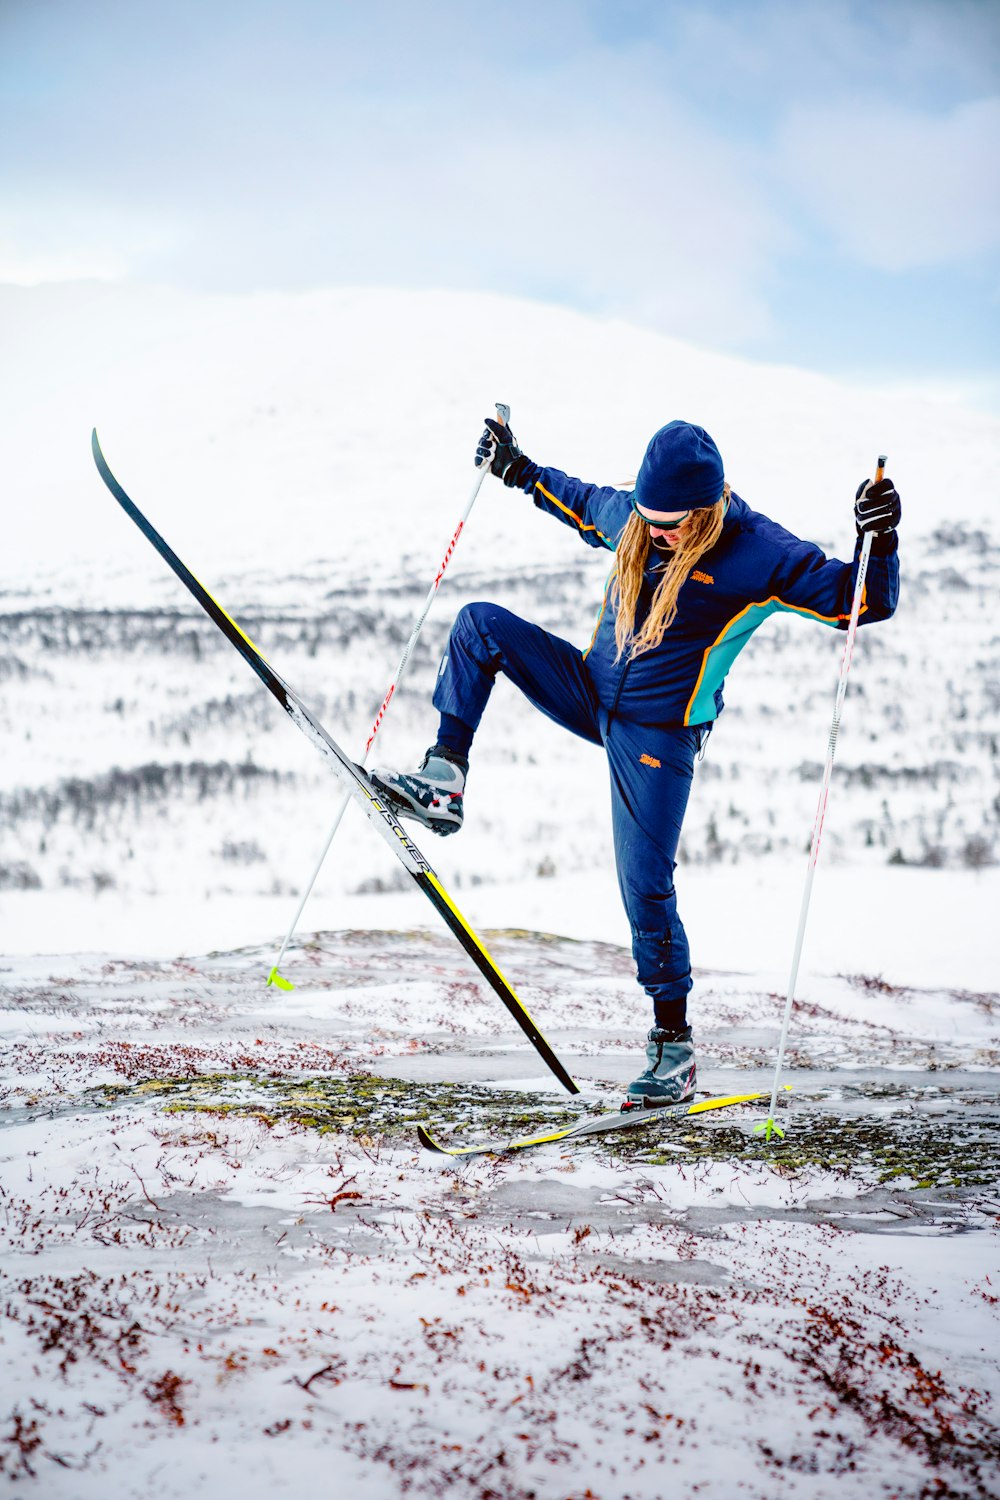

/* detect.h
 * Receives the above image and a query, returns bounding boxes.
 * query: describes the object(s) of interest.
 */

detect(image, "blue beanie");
[634,421,724,512]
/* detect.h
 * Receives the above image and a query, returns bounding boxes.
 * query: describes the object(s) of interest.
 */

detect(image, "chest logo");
[690,569,715,585]
[639,753,661,768]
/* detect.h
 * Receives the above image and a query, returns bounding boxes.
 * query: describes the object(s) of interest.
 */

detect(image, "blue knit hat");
[634,421,724,512]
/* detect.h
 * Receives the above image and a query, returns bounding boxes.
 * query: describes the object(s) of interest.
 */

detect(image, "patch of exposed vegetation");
[629,1089,999,1189]
[90,1071,588,1138]
[82,1072,1000,1190]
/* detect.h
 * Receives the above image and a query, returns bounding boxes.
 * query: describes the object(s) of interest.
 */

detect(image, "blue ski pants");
[433,603,706,1018]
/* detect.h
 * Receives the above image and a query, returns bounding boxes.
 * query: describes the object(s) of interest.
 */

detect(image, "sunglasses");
[630,495,692,529]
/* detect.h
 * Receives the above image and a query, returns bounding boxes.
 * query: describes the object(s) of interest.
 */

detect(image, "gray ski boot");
[626,1025,697,1108]
[369,747,466,837]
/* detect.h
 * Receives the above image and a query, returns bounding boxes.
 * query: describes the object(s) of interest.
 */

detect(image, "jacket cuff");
[510,456,540,493]
[867,529,899,559]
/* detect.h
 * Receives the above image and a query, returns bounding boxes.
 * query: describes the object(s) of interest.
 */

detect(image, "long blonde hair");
[612,484,730,660]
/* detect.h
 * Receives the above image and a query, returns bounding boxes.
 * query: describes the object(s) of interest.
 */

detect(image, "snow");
[1,283,999,1495]
[3,857,1000,994]
[2,931,998,1496]
[2,282,998,589]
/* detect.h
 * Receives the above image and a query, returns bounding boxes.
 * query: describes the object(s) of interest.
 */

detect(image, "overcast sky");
[1,0,998,401]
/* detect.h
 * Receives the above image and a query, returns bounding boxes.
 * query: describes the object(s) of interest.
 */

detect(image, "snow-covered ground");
[2,930,998,1497]
[2,284,999,1495]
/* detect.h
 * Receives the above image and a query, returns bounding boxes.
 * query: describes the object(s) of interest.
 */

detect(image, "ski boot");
[625,1025,697,1109]
[369,747,466,836]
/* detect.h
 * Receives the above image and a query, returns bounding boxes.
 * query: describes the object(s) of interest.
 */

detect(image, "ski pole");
[266,402,511,990]
[755,455,885,1141]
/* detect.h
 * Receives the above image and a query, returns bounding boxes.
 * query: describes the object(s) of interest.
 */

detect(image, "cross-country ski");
[90,428,579,1099]
[417,1086,791,1157]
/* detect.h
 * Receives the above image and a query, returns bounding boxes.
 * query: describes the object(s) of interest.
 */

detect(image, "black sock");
[653,999,688,1034]
[435,712,474,762]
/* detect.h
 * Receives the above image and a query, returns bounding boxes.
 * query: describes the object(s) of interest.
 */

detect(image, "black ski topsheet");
[91,429,578,1096]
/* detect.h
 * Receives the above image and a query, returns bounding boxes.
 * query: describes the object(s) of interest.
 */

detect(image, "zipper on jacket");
[609,659,630,713]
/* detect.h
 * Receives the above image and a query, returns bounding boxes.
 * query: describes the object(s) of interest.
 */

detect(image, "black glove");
[475,417,531,488]
[855,475,901,556]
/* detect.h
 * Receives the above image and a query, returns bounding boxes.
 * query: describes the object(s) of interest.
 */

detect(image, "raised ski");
[90,429,578,1097]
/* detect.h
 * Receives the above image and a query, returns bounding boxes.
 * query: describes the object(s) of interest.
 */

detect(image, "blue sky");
[1,0,998,399]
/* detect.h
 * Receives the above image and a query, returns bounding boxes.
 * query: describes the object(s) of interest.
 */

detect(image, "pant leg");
[433,602,602,745]
[605,719,702,1018]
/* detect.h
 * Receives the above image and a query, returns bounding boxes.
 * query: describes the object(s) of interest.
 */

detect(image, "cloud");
[0,0,997,383]
[0,241,124,285]
[0,24,793,345]
[361,50,795,345]
[0,186,187,287]
[777,96,1000,271]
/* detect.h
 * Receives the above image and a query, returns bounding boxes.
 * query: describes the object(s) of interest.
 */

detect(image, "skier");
[372,419,900,1106]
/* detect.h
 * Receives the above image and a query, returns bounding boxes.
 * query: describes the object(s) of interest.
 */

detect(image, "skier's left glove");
[855,475,901,557]
[475,418,533,489]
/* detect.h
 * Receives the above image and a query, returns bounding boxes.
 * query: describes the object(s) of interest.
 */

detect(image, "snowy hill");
[3,280,998,584]
[2,282,999,974]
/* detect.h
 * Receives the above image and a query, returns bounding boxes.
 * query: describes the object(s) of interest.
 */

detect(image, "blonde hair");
[612,483,730,660]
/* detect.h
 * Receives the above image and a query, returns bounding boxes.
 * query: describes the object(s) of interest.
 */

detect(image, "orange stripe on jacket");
[534,481,613,548]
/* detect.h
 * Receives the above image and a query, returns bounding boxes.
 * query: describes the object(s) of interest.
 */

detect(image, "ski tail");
[91,430,578,1096]
[416,872,576,1093]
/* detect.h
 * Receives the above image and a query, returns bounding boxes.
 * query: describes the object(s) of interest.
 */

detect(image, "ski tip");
[416,1125,448,1154]
[266,967,295,991]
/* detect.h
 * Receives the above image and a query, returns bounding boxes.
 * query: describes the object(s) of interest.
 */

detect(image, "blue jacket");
[516,461,900,727]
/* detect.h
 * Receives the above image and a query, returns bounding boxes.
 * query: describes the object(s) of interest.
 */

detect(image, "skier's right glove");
[475,417,532,488]
[855,475,901,557]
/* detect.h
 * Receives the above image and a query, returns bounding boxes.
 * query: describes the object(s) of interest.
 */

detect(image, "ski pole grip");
[875,454,886,483]
[494,402,510,429]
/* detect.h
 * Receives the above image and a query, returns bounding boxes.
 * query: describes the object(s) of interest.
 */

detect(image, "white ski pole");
[755,455,885,1140]
[266,402,511,990]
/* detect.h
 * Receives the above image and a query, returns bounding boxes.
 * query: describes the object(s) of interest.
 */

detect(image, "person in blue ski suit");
[373,419,901,1104]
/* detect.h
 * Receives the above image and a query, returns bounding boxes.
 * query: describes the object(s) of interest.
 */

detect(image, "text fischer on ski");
[372,419,901,1107]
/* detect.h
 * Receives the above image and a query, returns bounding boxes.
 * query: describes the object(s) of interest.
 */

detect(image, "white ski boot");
[626,1026,697,1108]
[370,748,466,837]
